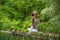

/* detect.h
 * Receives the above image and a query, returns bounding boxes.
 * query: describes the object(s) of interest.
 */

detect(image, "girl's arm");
[32,17,34,28]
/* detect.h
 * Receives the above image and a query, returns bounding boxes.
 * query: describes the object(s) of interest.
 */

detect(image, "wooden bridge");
[0,30,60,40]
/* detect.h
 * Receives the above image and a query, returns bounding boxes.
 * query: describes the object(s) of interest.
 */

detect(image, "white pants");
[27,26,38,32]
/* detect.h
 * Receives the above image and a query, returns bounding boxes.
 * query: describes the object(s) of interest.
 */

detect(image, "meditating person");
[27,11,39,32]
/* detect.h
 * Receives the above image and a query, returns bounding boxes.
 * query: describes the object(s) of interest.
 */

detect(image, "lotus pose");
[27,11,39,32]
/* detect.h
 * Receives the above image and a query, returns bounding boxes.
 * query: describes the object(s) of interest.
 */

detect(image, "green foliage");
[0,0,60,33]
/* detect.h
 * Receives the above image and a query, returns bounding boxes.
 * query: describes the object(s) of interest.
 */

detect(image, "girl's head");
[32,11,37,18]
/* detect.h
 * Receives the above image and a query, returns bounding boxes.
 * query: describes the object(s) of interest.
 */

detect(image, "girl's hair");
[31,11,37,16]
[32,13,34,16]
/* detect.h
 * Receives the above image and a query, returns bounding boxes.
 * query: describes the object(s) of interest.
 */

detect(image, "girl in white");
[27,11,39,32]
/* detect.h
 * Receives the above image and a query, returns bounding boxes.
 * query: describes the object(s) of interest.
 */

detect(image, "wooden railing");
[0,30,60,40]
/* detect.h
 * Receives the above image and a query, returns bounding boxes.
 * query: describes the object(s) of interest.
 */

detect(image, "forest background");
[0,0,60,34]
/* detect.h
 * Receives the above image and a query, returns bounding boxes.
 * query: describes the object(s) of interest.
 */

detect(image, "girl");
[27,11,39,32]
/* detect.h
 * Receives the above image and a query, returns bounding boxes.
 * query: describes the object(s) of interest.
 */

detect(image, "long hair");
[31,11,37,18]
